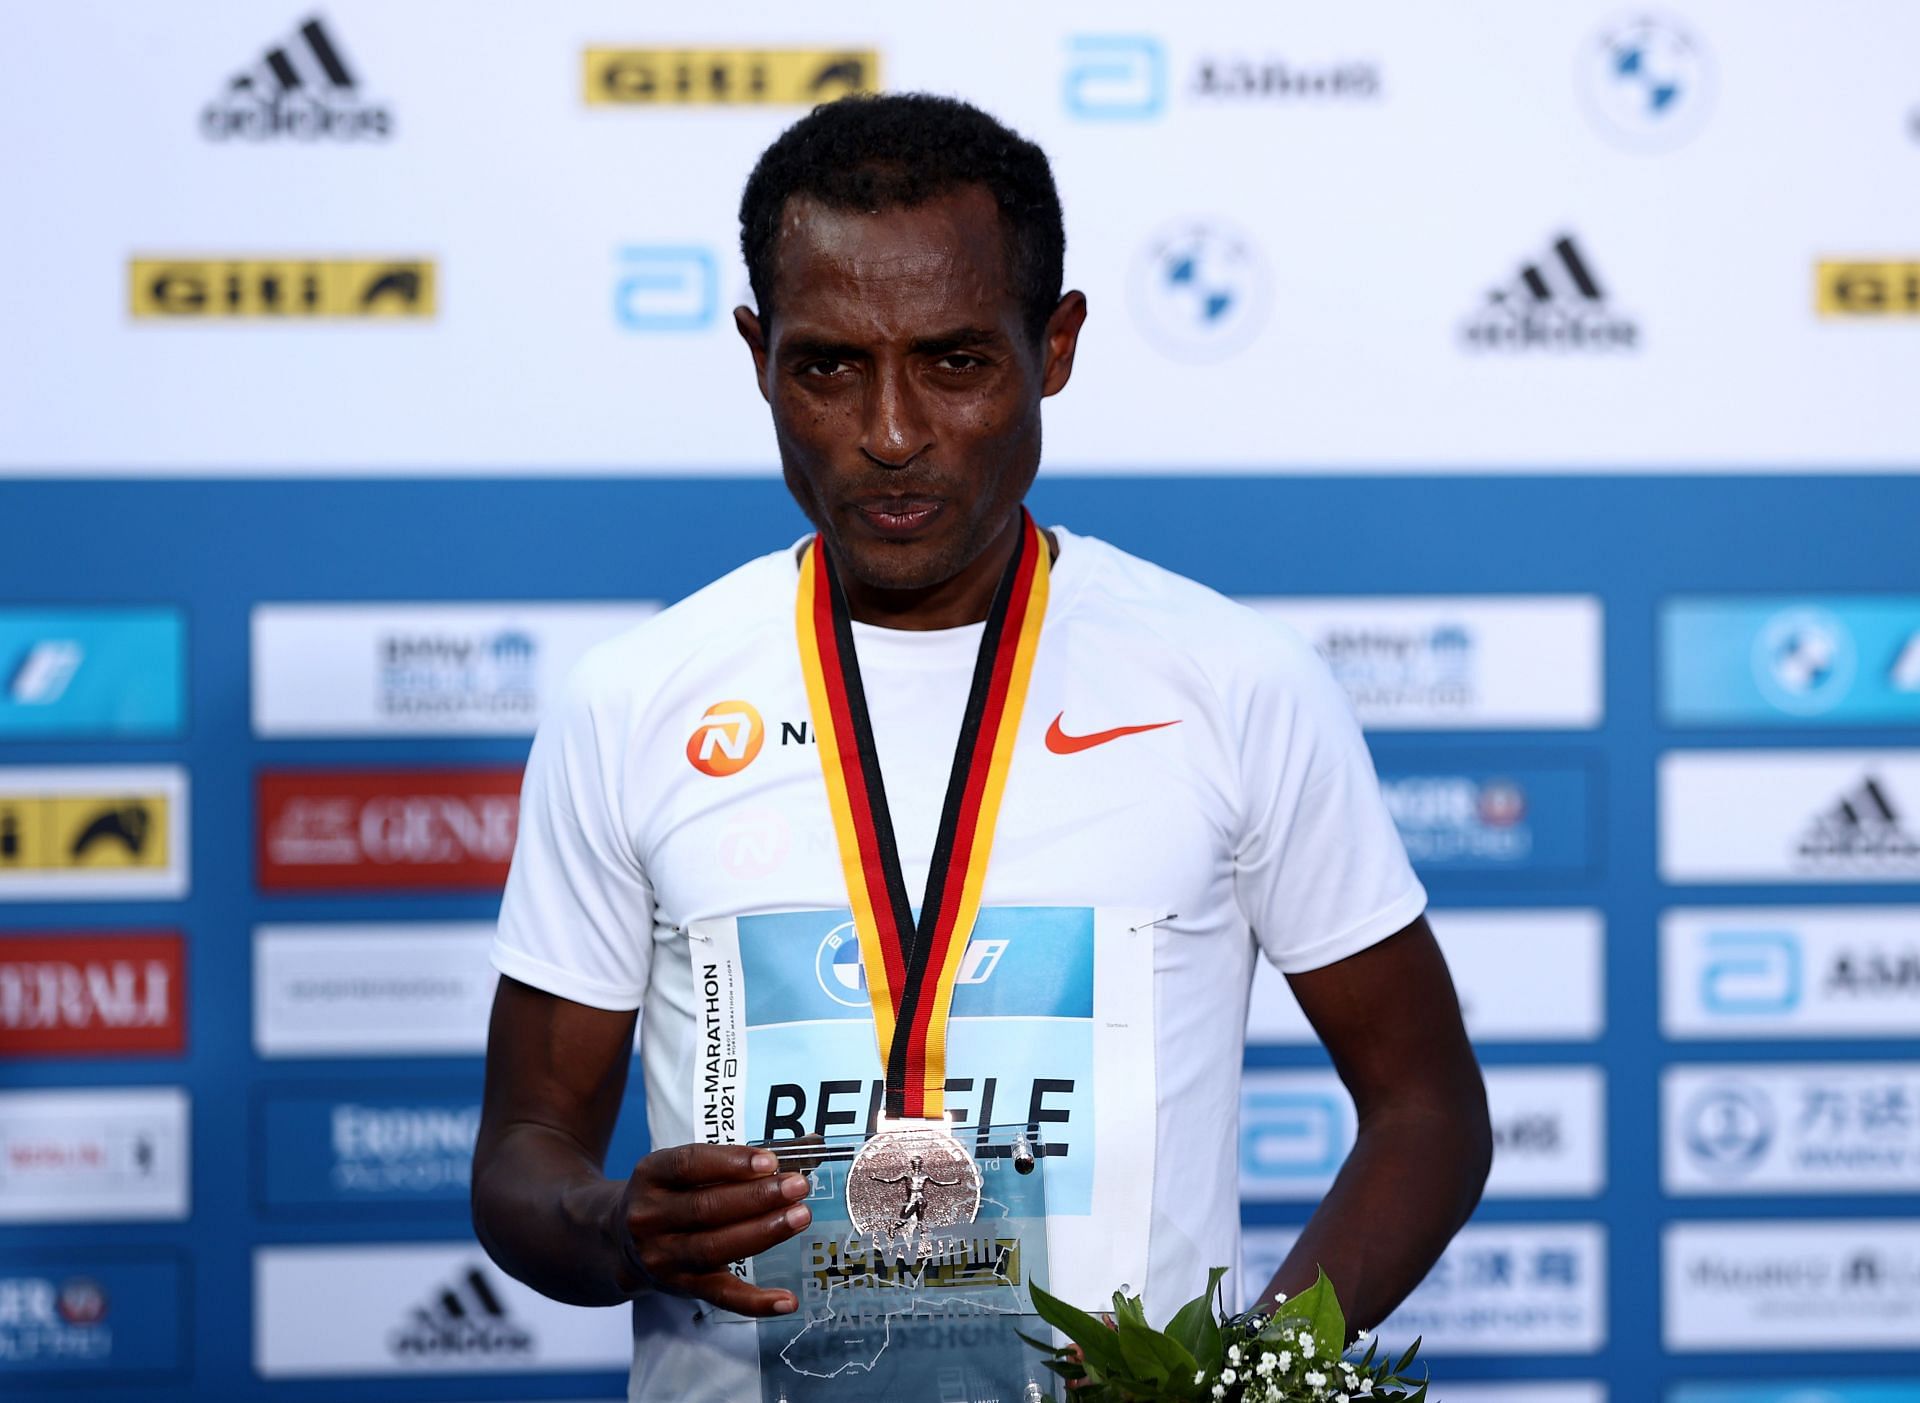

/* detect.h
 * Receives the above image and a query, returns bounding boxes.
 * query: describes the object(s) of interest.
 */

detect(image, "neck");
[835,512,1039,631]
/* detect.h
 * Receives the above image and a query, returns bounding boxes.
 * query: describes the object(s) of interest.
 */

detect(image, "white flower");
[1193,1370,1207,1385]
[1359,1382,1375,1396]
[1300,1333,1316,1356]
[1276,1351,1293,1370]
[1354,1329,1370,1343]
[1306,1371,1328,1388]
[1222,1369,1238,1386]
[1256,1351,1277,1375]
[1228,1344,1243,1365]
[1338,1394,1350,1403]
[1211,1385,1227,1401]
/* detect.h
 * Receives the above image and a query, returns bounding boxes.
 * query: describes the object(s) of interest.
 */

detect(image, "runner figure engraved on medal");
[846,1124,982,1242]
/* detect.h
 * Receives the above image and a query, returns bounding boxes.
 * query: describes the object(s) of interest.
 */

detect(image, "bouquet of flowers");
[1024,1267,1428,1403]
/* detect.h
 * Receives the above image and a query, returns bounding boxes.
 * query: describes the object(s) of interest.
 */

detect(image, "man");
[473,94,1490,1400]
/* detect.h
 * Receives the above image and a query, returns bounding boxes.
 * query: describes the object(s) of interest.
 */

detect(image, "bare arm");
[470,975,812,1315]
[1259,915,1492,1331]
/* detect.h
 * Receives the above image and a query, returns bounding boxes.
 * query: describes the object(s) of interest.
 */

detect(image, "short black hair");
[739,93,1065,344]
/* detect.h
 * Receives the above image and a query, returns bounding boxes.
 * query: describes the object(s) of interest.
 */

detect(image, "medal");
[796,512,1050,1237]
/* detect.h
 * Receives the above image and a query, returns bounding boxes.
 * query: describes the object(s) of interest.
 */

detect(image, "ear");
[734,305,771,404]
[1039,291,1088,399]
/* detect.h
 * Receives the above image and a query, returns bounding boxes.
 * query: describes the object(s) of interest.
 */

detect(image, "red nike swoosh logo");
[1044,712,1181,755]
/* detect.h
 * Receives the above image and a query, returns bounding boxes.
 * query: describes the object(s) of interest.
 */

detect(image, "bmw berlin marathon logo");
[1755,608,1858,715]
[814,920,1008,1007]
[1130,221,1272,361]
[1578,15,1713,150]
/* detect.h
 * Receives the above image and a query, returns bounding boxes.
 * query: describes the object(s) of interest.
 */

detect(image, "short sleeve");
[493,660,655,1010]
[1232,624,1427,973]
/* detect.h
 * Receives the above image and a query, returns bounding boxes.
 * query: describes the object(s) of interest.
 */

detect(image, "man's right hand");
[610,1143,814,1316]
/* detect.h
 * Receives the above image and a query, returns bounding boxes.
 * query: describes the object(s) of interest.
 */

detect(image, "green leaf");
[1275,1266,1346,1362]
[1165,1268,1227,1367]
[1029,1284,1125,1376]
[1111,1289,1149,1332]
[1113,1315,1199,1395]
[1394,1335,1423,1374]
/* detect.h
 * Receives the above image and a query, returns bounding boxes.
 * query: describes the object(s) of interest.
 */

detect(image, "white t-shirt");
[493,526,1425,1402]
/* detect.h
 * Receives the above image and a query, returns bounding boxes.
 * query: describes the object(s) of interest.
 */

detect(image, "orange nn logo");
[687,701,765,776]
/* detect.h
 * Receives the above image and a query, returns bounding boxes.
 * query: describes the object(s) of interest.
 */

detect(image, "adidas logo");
[1798,776,1920,863]
[387,1265,533,1360]
[201,15,393,142]
[1460,235,1639,351]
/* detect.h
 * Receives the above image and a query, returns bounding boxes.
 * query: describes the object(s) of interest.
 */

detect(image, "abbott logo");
[1701,930,1801,1015]
[1063,36,1166,119]
[686,701,763,777]
[1240,1091,1345,1178]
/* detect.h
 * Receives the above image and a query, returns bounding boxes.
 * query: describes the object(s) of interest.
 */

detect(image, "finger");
[660,1200,814,1276]
[682,1270,800,1319]
[639,1171,812,1234]
[639,1143,782,1188]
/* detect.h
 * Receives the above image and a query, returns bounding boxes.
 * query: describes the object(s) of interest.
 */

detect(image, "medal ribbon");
[795,511,1049,1120]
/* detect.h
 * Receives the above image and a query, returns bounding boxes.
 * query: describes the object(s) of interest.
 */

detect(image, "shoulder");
[559,545,797,723]
[1056,529,1335,708]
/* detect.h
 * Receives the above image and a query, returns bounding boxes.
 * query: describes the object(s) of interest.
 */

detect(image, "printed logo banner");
[1671,1385,1920,1403]
[1378,762,1594,877]
[251,602,658,736]
[254,1243,631,1376]
[1660,751,1920,883]
[129,258,434,318]
[0,1088,189,1223]
[1663,1062,1920,1195]
[1246,596,1603,730]
[1662,598,1920,725]
[252,924,498,1058]
[582,48,879,106]
[0,932,185,1057]
[1240,1067,1604,1201]
[1664,1219,1920,1350]
[1242,1224,1606,1355]
[0,767,189,901]
[0,1252,187,1378]
[254,1081,649,1213]
[0,609,184,738]
[1662,906,1920,1039]
[1249,908,1604,1044]
[690,905,1156,1307]
[256,769,519,891]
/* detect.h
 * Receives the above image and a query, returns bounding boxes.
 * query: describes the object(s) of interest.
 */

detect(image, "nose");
[860,358,932,469]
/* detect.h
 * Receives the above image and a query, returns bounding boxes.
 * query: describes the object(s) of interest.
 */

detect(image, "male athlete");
[473,94,1491,1401]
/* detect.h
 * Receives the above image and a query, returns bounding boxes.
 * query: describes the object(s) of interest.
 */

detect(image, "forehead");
[767,184,1018,334]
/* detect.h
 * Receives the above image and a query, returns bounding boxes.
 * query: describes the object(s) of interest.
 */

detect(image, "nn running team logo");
[686,701,764,777]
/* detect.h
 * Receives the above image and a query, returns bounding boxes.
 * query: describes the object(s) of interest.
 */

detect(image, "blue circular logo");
[1579,16,1713,151]
[1129,220,1271,362]
[1753,607,1856,715]
[1684,1084,1774,1175]
[813,920,868,1007]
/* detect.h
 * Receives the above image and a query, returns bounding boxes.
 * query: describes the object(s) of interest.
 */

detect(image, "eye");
[801,359,850,378]
[935,353,986,372]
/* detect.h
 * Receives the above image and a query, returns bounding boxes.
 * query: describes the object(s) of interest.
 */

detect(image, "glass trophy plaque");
[748,1122,1056,1403]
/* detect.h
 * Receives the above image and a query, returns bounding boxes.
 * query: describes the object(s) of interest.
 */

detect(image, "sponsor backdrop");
[0,4,1915,1403]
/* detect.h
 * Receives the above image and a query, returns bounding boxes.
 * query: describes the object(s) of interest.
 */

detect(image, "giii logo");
[685,700,764,777]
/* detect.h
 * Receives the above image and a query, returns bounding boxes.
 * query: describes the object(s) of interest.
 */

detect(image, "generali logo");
[257,768,520,891]
[0,932,185,1057]
[686,700,764,777]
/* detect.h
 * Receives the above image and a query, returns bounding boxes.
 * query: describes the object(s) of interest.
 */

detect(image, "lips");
[853,498,944,538]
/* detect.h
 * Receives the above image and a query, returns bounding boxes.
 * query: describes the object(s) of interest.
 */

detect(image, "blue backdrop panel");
[1,475,1917,1402]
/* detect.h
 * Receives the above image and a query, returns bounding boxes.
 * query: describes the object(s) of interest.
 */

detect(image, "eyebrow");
[778,327,1006,362]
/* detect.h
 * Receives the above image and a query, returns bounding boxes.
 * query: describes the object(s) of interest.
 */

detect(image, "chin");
[836,536,963,593]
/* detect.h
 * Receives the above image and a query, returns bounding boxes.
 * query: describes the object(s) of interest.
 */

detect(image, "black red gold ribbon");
[796,511,1049,1120]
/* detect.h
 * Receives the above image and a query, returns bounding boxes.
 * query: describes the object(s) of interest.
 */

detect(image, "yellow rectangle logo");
[1817,260,1920,317]
[583,48,878,106]
[129,259,436,319]
[0,794,170,871]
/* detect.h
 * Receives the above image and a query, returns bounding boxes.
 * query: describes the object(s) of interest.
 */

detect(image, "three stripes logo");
[202,14,392,141]
[1799,776,1920,865]
[1461,234,1639,351]
[388,1265,533,1360]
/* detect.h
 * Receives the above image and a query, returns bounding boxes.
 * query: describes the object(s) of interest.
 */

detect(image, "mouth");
[851,497,944,539]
